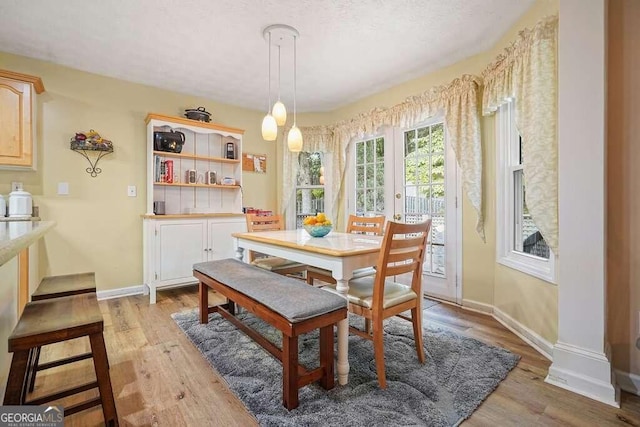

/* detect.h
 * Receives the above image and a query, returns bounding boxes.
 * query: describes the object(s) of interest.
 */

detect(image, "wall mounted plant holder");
[70,130,114,177]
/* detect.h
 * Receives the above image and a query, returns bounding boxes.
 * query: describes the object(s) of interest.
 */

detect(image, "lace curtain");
[281,126,336,224]
[282,75,484,239]
[482,15,558,253]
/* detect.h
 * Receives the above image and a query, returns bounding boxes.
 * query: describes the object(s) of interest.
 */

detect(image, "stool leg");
[24,348,34,393]
[319,325,335,390]
[282,334,299,410]
[27,346,42,393]
[3,350,29,405]
[89,333,119,426]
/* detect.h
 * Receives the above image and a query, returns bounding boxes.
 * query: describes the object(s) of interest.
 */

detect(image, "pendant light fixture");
[272,45,287,126]
[261,25,302,152]
[261,31,277,141]
[287,33,303,152]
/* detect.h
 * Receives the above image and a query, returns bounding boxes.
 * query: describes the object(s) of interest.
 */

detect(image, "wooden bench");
[194,258,347,410]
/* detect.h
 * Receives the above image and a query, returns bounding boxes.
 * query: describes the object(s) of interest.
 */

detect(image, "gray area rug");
[172,308,519,426]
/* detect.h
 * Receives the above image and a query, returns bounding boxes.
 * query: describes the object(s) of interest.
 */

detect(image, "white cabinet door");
[208,219,247,260]
[155,220,207,283]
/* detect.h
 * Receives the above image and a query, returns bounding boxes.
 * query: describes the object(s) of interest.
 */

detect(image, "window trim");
[496,102,557,284]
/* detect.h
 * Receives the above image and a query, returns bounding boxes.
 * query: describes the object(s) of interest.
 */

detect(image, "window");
[496,102,556,283]
[295,152,325,228]
[354,137,385,216]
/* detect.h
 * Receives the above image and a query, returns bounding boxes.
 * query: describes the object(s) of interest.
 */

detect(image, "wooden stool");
[31,272,96,301]
[27,273,97,393]
[4,293,118,426]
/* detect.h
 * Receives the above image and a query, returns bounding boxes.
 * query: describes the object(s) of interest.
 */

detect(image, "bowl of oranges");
[302,213,333,237]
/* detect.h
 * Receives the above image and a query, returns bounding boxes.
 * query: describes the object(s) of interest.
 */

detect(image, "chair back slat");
[372,220,432,312]
[385,262,420,277]
[245,214,286,262]
[385,248,422,265]
[346,215,385,236]
[246,214,285,232]
[390,236,426,249]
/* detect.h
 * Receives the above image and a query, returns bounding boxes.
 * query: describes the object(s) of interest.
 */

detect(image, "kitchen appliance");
[205,171,217,185]
[186,169,197,184]
[225,142,236,159]
[221,177,236,186]
[9,188,33,218]
[153,201,165,215]
[154,130,185,153]
[184,107,212,122]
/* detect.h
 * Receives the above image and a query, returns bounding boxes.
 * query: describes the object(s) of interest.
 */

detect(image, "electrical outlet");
[11,181,22,192]
[127,185,137,197]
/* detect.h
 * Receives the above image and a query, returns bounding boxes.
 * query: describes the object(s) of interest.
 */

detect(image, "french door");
[349,119,460,302]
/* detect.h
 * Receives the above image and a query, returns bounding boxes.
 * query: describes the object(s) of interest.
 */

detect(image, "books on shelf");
[154,155,173,183]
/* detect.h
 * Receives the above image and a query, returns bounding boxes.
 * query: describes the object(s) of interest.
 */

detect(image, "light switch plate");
[127,185,137,197]
[57,182,69,195]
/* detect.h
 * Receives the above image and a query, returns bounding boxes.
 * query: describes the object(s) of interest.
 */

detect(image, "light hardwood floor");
[27,287,640,426]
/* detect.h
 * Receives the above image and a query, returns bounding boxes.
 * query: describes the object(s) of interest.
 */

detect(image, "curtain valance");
[283,75,484,239]
[482,15,558,253]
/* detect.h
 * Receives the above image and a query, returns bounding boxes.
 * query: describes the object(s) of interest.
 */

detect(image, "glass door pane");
[354,137,385,216]
[403,123,446,277]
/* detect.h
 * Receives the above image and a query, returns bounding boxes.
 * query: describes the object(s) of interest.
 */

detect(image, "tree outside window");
[296,152,324,228]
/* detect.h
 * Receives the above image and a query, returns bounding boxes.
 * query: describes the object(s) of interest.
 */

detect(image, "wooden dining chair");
[306,214,386,286]
[245,214,308,277]
[324,219,431,388]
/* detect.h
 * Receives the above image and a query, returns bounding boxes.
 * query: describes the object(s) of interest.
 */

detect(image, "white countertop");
[0,220,55,266]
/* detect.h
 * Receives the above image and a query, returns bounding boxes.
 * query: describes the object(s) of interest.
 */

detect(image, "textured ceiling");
[0,0,534,112]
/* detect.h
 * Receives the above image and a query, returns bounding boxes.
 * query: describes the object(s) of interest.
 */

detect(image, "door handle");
[395,193,401,199]
[393,214,402,221]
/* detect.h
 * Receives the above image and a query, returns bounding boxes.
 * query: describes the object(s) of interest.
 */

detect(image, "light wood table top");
[232,229,383,257]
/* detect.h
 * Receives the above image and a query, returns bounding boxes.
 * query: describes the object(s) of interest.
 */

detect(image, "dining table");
[232,229,383,385]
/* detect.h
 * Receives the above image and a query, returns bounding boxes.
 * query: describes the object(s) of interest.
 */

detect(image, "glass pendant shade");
[261,114,278,141]
[272,101,287,126]
[287,125,303,152]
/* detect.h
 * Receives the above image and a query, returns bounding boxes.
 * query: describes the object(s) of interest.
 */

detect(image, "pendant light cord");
[293,34,297,125]
[267,32,272,112]
[277,45,281,101]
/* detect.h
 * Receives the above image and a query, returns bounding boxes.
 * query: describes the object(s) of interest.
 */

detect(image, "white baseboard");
[615,369,640,396]
[96,285,145,301]
[460,299,552,360]
[546,341,620,407]
[493,307,554,361]
[461,298,494,315]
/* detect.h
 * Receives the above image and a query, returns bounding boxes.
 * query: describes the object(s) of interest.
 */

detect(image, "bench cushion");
[194,259,346,323]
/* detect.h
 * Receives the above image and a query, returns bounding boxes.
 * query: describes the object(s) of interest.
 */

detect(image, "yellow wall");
[0,52,276,291]
[607,0,640,377]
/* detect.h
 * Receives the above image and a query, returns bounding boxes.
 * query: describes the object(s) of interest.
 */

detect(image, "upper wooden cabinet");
[0,70,45,169]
